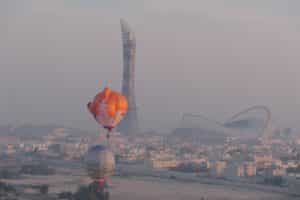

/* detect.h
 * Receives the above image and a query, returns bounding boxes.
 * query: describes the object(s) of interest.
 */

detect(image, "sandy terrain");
[4,172,297,200]
[109,177,293,200]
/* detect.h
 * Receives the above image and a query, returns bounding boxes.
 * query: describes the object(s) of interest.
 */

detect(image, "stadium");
[172,105,272,144]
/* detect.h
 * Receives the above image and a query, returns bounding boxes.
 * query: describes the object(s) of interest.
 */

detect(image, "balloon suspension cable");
[106,129,111,147]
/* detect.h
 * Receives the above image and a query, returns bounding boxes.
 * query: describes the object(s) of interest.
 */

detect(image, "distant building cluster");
[0,123,300,192]
[0,128,89,160]
[108,130,300,190]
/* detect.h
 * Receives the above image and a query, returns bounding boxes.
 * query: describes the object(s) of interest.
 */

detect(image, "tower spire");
[118,19,139,135]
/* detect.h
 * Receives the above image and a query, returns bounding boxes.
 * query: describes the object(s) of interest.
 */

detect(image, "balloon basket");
[95,177,107,192]
[87,178,110,200]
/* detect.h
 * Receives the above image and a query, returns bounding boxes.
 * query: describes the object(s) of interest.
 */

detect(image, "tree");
[74,183,110,200]
[40,185,49,195]
[58,191,73,200]
[0,182,17,197]
[20,163,55,175]
[264,176,284,186]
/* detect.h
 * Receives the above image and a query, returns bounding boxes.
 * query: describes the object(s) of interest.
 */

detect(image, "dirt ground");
[108,177,293,200]
[4,173,296,200]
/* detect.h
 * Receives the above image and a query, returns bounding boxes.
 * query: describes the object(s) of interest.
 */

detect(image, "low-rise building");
[237,164,245,177]
[244,162,256,177]
[214,161,227,177]
[149,159,180,169]
[5,144,16,155]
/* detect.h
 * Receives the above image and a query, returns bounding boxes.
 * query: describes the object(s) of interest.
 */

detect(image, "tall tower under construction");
[118,19,139,135]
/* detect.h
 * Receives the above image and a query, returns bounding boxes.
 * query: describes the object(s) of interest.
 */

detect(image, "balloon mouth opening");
[104,126,113,131]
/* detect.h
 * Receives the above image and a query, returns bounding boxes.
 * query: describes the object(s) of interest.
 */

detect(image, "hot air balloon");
[87,87,128,139]
[84,145,115,180]
[84,145,115,198]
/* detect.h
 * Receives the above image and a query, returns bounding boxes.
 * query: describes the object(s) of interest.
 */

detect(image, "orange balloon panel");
[87,87,128,130]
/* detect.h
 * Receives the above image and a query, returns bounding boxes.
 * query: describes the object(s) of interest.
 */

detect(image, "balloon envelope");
[84,145,115,180]
[87,87,128,130]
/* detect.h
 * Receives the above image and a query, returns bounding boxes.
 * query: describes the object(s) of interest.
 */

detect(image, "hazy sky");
[1,0,300,132]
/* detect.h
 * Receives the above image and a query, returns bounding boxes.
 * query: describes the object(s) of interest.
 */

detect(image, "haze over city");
[2,1,300,200]
[1,0,300,132]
